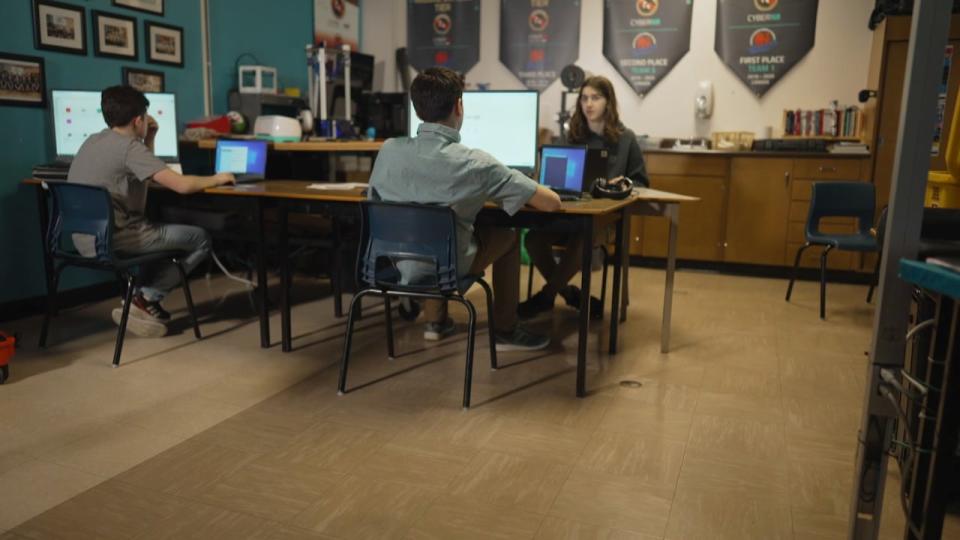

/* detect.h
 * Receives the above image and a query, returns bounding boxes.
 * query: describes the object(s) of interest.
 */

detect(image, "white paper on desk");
[306,182,368,190]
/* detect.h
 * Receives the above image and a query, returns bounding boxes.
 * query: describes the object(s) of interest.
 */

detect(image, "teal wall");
[208,0,314,115]
[0,0,205,307]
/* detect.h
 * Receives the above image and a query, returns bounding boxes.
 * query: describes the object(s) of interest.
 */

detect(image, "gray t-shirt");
[368,122,538,278]
[67,129,167,231]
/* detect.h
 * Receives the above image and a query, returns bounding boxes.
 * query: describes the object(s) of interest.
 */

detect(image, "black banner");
[499,0,581,91]
[715,0,818,97]
[407,0,481,73]
[603,0,693,96]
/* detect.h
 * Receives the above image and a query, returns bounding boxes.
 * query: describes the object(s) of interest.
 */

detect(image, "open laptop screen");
[215,140,268,177]
[538,145,587,193]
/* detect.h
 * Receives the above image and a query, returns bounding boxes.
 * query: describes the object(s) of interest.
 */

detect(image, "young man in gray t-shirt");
[68,86,235,337]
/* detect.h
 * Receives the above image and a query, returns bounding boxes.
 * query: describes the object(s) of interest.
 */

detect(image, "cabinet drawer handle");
[818,165,838,173]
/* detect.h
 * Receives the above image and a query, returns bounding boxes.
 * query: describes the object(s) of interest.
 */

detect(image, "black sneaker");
[558,286,603,320]
[517,291,555,320]
[424,317,456,341]
[131,293,171,321]
[495,325,550,352]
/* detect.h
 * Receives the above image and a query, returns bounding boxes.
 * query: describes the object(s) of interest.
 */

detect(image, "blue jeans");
[113,223,211,302]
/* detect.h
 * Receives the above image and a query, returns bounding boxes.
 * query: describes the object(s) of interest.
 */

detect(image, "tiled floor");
[1,268,958,539]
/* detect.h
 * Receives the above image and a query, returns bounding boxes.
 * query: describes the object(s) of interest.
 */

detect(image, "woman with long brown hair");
[520,75,649,319]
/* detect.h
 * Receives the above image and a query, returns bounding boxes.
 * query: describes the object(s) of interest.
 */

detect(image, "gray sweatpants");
[113,223,211,302]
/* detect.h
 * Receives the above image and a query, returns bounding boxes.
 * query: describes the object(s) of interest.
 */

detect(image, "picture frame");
[112,0,163,16]
[145,21,183,67]
[0,52,47,108]
[122,66,164,92]
[33,0,87,56]
[93,11,137,60]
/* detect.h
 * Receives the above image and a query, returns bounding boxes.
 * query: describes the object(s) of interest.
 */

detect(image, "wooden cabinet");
[631,151,870,271]
[629,153,728,258]
[723,158,792,265]
[641,175,726,260]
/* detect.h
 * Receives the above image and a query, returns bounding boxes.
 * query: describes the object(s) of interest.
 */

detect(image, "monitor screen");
[408,90,539,170]
[215,140,268,175]
[538,145,587,192]
[51,90,179,161]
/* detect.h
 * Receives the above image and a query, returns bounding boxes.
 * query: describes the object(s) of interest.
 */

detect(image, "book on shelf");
[783,106,861,139]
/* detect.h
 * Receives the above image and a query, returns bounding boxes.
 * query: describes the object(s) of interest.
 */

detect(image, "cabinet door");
[724,158,793,265]
[641,175,726,261]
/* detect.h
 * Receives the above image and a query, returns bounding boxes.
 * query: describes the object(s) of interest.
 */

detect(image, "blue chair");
[38,182,202,366]
[785,182,879,319]
[337,201,497,409]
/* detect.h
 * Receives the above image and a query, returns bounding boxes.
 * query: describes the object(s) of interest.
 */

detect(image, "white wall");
[363,0,875,139]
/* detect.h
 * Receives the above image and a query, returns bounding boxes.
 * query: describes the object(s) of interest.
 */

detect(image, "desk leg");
[255,199,271,348]
[577,218,594,398]
[609,209,627,354]
[280,202,292,352]
[661,203,678,354]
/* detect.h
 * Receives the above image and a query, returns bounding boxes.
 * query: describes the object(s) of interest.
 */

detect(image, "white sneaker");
[112,308,168,338]
[423,318,456,341]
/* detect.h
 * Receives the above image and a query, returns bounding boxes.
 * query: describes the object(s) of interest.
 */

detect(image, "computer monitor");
[538,145,587,194]
[408,90,539,171]
[215,140,268,182]
[50,89,179,161]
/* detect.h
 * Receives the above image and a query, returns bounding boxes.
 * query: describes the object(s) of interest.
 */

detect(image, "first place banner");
[715,0,819,97]
[407,0,481,74]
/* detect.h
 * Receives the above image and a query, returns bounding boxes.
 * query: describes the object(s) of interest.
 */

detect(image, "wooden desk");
[195,139,384,152]
[25,177,696,397]
[206,180,697,397]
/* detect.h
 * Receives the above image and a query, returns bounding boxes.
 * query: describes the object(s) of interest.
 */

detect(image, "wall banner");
[603,0,693,96]
[500,0,581,91]
[407,0,481,73]
[715,0,819,97]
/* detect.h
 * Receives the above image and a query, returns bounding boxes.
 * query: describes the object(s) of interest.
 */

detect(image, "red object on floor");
[0,331,15,383]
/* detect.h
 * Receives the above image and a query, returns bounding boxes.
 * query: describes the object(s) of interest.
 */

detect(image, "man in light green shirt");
[369,67,561,351]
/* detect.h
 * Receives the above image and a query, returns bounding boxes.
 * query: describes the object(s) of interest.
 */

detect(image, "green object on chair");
[520,228,530,266]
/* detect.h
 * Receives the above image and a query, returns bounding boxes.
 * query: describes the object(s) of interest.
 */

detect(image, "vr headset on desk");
[591,177,634,200]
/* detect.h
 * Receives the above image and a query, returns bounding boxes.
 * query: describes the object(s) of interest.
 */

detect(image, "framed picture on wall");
[113,0,163,16]
[0,52,47,108]
[33,0,87,55]
[93,11,137,60]
[145,21,183,67]
[122,66,164,92]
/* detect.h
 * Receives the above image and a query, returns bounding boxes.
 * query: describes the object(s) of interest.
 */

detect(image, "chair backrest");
[807,182,876,238]
[358,200,460,293]
[46,182,115,263]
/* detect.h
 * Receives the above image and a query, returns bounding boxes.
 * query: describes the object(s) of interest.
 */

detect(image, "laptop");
[537,145,589,201]
[215,140,268,182]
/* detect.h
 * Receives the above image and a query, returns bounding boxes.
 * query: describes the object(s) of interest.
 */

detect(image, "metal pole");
[848,1,953,538]
[199,0,212,116]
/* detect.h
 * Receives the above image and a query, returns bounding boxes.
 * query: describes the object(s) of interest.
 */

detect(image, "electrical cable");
[210,250,256,289]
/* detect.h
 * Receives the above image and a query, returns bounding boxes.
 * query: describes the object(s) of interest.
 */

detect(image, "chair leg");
[338,290,371,395]
[819,245,833,320]
[113,274,136,367]
[866,252,882,303]
[175,259,202,340]
[526,260,534,300]
[384,295,395,359]
[477,278,497,370]
[460,299,478,410]
[38,264,65,348]
[785,243,811,302]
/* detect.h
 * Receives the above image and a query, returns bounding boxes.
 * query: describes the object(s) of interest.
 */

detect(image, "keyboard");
[32,162,70,180]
